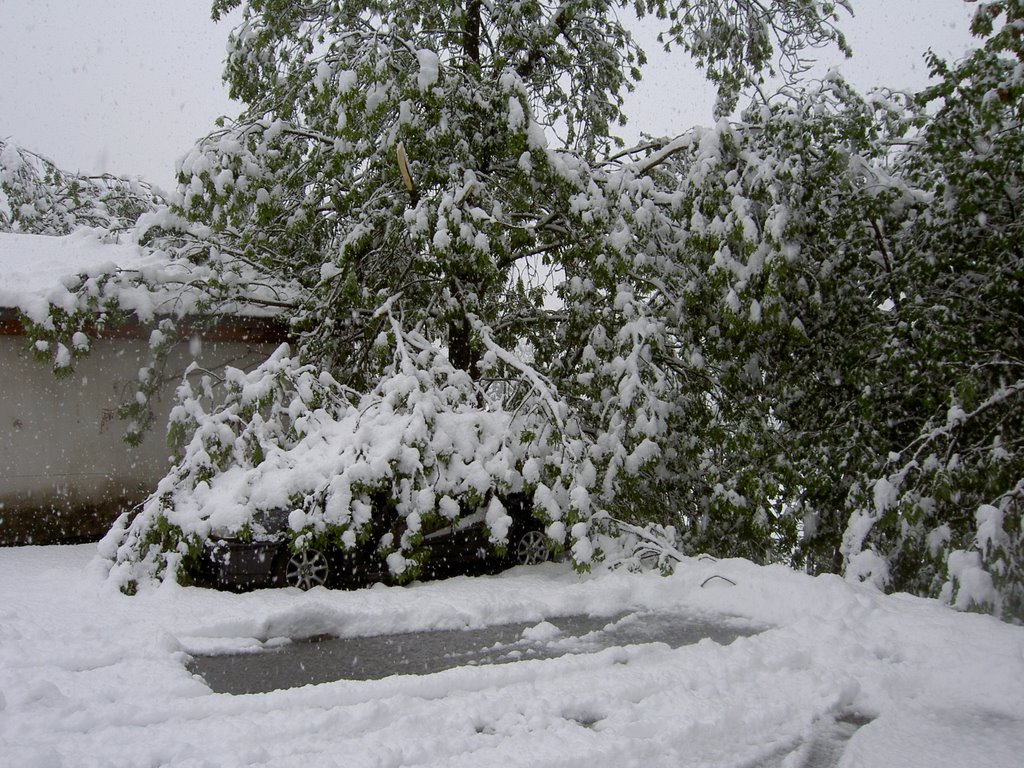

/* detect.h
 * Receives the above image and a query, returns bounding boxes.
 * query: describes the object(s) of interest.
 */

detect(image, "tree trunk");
[448,0,482,378]
[448,314,474,377]
[463,0,481,64]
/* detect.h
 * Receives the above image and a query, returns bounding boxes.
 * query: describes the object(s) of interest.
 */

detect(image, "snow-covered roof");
[0,229,152,322]
[0,230,287,341]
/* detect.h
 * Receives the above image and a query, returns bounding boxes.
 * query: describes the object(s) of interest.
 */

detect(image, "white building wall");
[0,333,275,544]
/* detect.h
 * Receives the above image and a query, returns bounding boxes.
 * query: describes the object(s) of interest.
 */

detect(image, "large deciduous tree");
[85,0,851,587]
[839,0,1024,617]
[636,0,1024,619]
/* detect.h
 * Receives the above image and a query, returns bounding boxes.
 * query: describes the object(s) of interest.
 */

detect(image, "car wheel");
[510,529,551,566]
[279,548,330,590]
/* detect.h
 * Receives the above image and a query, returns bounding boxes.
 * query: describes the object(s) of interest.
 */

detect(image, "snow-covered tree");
[839,0,1024,618]
[642,0,1024,619]
[645,76,916,568]
[87,0,851,587]
[0,139,163,237]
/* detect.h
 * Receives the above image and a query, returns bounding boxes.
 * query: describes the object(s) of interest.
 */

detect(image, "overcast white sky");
[0,1,977,191]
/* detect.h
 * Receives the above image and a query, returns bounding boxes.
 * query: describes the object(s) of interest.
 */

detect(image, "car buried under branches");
[196,495,556,591]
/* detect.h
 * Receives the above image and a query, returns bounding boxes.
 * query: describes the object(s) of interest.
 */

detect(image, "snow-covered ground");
[1,545,1022,767]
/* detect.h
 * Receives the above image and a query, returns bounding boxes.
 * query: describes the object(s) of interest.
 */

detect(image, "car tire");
[275,548,330,590]
[509,528,552,566]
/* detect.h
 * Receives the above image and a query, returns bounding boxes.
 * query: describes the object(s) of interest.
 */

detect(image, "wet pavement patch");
[188,611,761,695]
